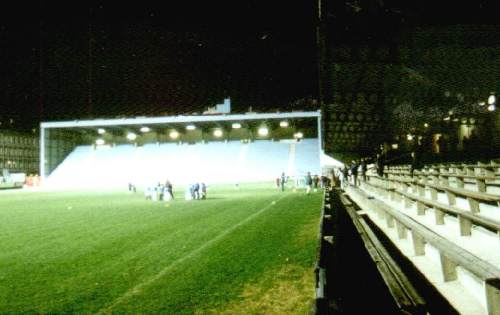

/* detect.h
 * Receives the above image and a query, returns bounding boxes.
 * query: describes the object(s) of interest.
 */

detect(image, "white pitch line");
[96,194,288,314]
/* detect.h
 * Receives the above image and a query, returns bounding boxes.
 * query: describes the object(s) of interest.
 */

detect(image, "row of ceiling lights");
[97,120,290,135]
[95,121,302,145]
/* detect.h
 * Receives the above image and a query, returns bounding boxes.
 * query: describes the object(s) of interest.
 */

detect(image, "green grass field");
[0,183,323,314]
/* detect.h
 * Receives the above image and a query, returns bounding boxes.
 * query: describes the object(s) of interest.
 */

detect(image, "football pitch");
[0,183,323,314]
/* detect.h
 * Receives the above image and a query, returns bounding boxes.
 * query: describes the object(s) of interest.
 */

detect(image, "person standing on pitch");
[305,172,313,194]
[165,179,174,200]
[312,174,319,192]
[280,172,286,192]
[193,182,200,200]
[201,183,207,199]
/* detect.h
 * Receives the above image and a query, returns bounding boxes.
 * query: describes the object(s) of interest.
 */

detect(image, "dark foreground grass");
[0,183,322,314]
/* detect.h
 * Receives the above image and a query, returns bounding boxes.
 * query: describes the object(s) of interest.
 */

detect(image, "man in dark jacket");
[312,175,319,192]
[360,158,367,182]
[165,180,174,200]
[305,172,313,194]
[376,153,385,177]
[280,172,286,192]
[350,160,358,187]
[410,151,423,177]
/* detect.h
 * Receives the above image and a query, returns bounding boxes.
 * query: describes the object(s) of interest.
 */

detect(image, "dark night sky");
[0,0,498,129]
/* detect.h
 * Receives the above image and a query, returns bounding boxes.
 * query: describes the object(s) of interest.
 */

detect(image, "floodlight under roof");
[257,127,269,136]
[294,132,303,139]
[488,94,496,105]
[213,129,223,137]
[97,128,106,134]
[169,130,179,139]
[127,132,137,140]
[96,138,105,145]
[232,123,241,129]
[279,121,289,127]
[140,126,150,133]
[186,124,196,131]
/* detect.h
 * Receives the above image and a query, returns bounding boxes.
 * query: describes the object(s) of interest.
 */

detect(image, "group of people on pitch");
[144,180,175,201]
[185,182,207,200]
[276,171,325,193]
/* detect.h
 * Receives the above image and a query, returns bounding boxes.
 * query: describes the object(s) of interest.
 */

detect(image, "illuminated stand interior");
[40,111,324,189]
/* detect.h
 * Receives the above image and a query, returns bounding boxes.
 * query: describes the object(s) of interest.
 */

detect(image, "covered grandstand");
[40,111,323,189]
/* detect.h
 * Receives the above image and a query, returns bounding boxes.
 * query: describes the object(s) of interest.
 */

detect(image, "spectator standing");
[201,183,207,199]
[410,151,423,177]
[156,183,164,201]
[313,175,319,192]
[462,135,470,153]
[360,159,367,182]
[280,172,286,192]
[437,135,446,154]
[342,165,349,188]
[187,184,194,200]
[145,186,152,200]
[189,184,194,200]
[469,130,480,158]
[193,182,200,200]
[350,160,358,187]
[165,180,174,200]
[376,153,385,177]
[128,182,136,193]
[305,172,313,194]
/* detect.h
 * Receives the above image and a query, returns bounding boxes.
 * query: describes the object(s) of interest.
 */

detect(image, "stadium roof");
[40,111,321,129]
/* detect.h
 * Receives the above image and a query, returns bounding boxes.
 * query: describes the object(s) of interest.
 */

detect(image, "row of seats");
[351,159,500,314]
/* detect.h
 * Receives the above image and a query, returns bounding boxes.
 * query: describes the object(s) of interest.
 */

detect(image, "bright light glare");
[169,130,179,139]
[488,94,496,105]
[127,132,137,140]
[407,134,413,141]
[279,121,289,127]
[213,129,223,137]
[424,123,429,128]
[294,132,303,139]
[257,127,269,136]
[96,138,105,145]
[479,101,486,106]
[488,104,496,112]
[232,123,241,129]
[186,124,196,130]
[97,128,106,134]
[140,126,150,133]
